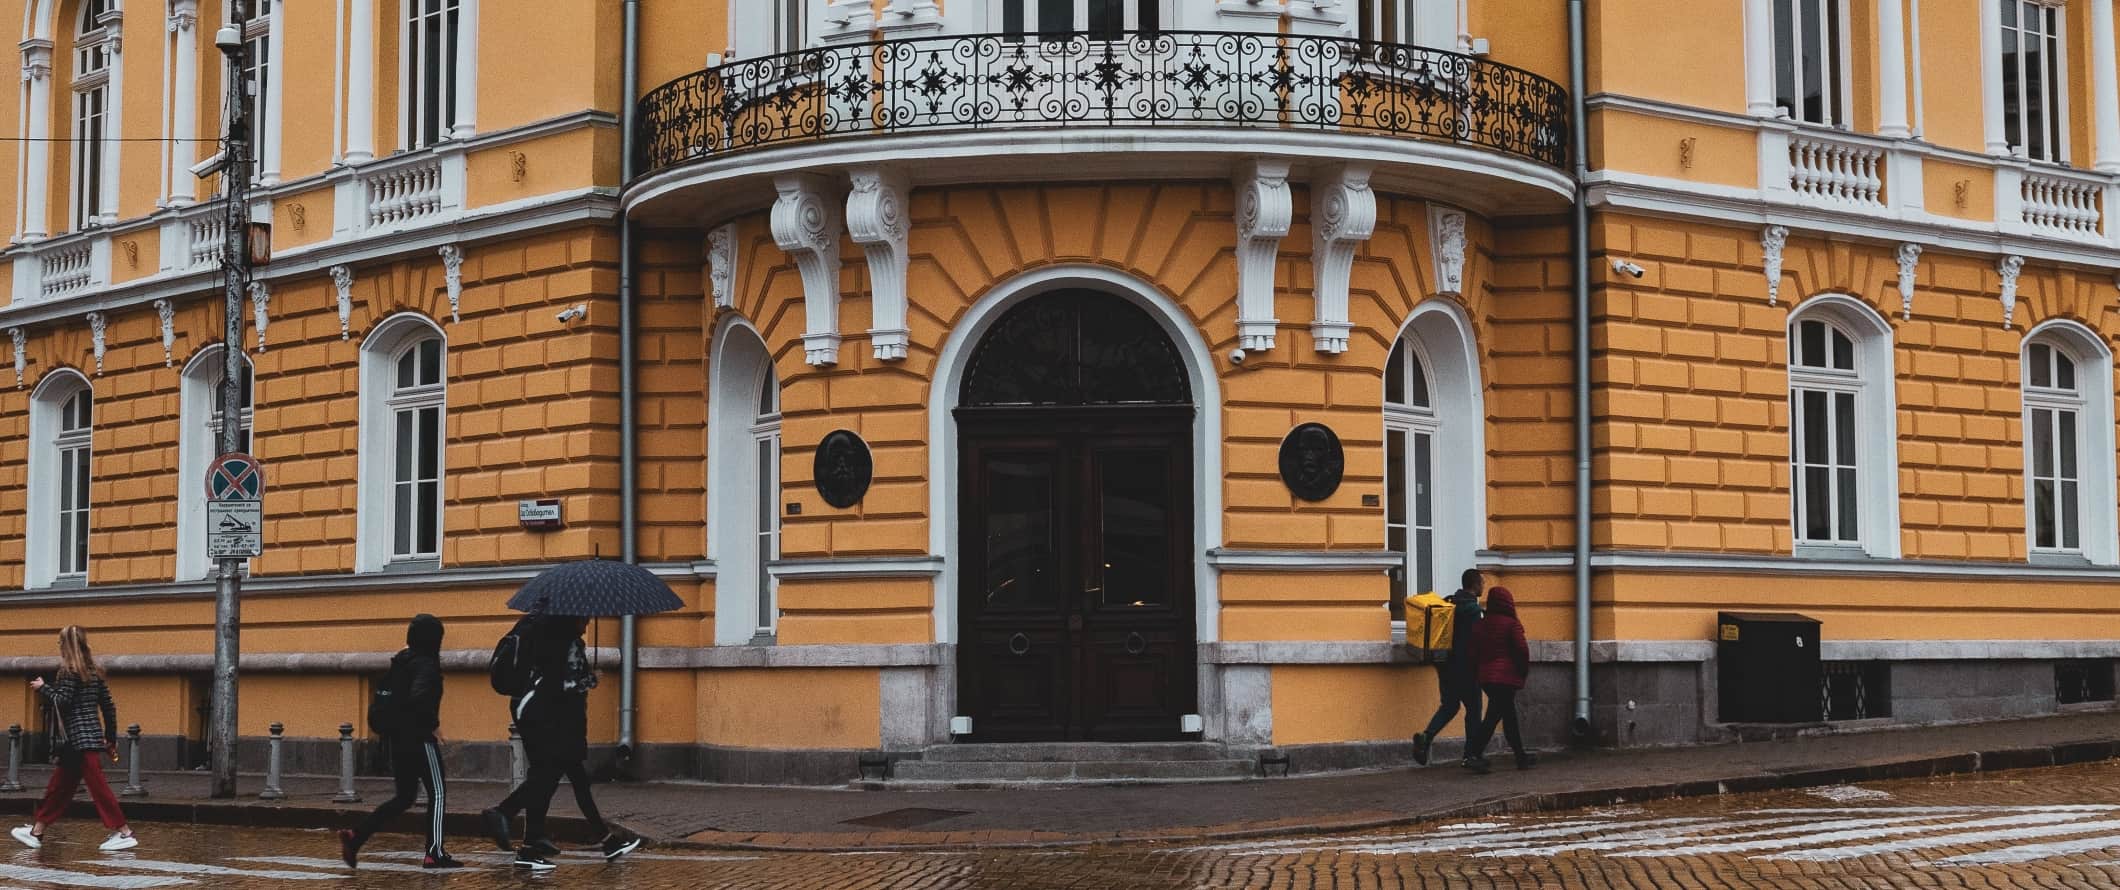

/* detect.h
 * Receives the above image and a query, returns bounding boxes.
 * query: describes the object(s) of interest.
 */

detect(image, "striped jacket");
[40,673,116,753]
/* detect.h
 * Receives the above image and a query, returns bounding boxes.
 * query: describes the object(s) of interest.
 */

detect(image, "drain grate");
[839,807,974,830]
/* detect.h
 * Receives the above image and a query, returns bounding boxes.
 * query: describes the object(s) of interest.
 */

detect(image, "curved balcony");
[627,30,1572,221]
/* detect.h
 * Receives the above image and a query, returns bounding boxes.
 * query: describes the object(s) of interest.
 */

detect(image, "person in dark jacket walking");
[1464,586,1535,774]
[481,615,638,870]
[12,626,135,851]
[1412,569,1486,767]
[340,614,460,869]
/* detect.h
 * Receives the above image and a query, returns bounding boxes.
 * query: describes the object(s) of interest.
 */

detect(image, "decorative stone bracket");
[1896,243,1922,320]
[1233,159,1292,353]
[707,223,739,310]
[87,311,106,374]
[330,265,354,340]
[1430,204,1467,295]
[1998,255,2025,330]
[1310,163,1375,355]
[154,299,175,367]
[439,245,463,323]
[772,173,845,367]
[845,167,911,361]
[9,328,23,388]
[1761,225,1789,306]
[249,281,271,351]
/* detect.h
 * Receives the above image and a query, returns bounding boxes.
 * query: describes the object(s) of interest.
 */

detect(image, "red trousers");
[34,752,126,830]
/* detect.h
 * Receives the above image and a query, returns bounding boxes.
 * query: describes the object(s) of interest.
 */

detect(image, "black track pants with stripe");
[354,735,448,857]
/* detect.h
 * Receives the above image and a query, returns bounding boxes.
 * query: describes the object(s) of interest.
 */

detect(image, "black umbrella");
[507,560,685,617]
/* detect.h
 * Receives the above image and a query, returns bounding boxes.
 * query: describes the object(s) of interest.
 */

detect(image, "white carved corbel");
[819,0,876,42]
[1895,243,1922,320]
[1430,205,1468,296]
[249,281,271,351]
[154,299,175,367]
[879,0,943,33]
[772,173,844,366]
[1233,159,1293,353]
[8,328,22,388]
[1761,225,1789,306]
[87,312,107,375]
[439,245,463,323]
[1998,255,2026,330]
[19,39,51,83]
[330,265,354,339]
[707,223,739,309]
[845,167,912,362]
[1309,163,1375,355]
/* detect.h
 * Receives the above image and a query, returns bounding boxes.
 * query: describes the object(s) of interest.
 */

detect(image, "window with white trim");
[55,389,91,581]
[2025,341,2084,553]
[1383,334,1436,626]
[70,0,113,230]
[404,0,460,149]
[356,316,447,573]
[177,349,255,581]
[1355,0,1459,48]
[1789,318,1862,546]
[242,0,274,171]
[996,0,1163,39]
[752,374,782,640]
[1772,0,1850,127]
[27,374,94,589]
[2000,0,2067,163]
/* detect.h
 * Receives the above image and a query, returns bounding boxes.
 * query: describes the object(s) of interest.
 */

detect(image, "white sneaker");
[97,832,136,852]
[10,826,38,849]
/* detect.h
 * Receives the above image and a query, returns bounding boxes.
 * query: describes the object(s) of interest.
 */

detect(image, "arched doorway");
[955,289,1197,742]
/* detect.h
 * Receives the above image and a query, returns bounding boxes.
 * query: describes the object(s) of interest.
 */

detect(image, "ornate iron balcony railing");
[634,30,1570,181]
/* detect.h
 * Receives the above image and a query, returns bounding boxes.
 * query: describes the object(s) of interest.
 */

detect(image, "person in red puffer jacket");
[1464,586,1535,774]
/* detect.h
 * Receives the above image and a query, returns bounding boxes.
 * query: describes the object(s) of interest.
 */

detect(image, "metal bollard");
[119,725,145,797]
[258,722,286,801]
[1,725,20,792]
[332,723,360,803]
[508,724,527,787]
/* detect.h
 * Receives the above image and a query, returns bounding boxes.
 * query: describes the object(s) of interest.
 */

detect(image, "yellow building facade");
[0,0,2110,783]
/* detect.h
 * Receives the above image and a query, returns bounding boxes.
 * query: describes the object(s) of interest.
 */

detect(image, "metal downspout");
[1568,0,1595,741]
[617,0,642,768]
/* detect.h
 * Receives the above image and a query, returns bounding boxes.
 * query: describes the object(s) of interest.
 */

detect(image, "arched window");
[404,0,463,149]
[1382,303,1486,625]
[177,348,255,581]
[357,316,446,572]
[27,372,93,587]
[1786,297,1898,558]
[709,319,781,644]
[70,0,114,230]
[2022,323,2118,565]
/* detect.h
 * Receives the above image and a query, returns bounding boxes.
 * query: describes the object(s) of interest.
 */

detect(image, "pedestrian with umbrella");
[480,560,680,870]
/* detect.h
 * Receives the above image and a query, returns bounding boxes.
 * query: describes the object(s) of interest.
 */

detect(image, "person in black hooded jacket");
[481,614,639,870]
[340,614,460,870]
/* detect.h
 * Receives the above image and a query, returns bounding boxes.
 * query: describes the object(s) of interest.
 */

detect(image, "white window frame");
[176,347,256,582]
[235,0,284,183]
[1354,0,1462,48]
[70,0,113,231]
[1383,335,1438,631]
[2021,321,2119,566]
[1999,0,2070,163]
[709,315,783,645]
[400,0,465,150]
[1381,302,1486,636]
[751,375,783,642]
[1786,296,1900,559]
[355,314,447,574]
[1770,0,1854,128]
[27,371,93,589]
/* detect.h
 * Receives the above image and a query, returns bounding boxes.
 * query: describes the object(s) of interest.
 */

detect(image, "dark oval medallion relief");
[1278,423,1344,502]
[814,429,874,509]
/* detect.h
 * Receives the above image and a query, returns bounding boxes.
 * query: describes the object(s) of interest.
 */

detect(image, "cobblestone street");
[7,761,2120,887]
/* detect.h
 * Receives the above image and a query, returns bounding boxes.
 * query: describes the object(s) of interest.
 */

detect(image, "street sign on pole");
[206,500,263,559]
[207,453,265,501]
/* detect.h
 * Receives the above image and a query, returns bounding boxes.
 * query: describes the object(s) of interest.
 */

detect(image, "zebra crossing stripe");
[1473,815,1944,858]
[1287,818,1726,858]
[230,857,438,874]
[1618,811,2096,859]
[1169,819,1614,855]
[1935,833,2120,866]
[1758,817,2120,863]
[84,860,347,881]
[1745,805,2117,815]
[0,864,190,889]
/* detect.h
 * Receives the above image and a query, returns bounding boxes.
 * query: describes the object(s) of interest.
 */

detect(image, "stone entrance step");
[878,742,1262,787]
[921,742,1231,763]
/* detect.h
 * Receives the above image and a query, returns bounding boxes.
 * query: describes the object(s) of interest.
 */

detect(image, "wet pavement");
[11,761,2120,887]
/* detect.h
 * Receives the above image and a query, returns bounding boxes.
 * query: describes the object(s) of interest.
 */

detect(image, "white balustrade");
[2019,170,2105,240]
[1787,134,1886,211]
[363,158,445,230]
[39,243,92,300]
[187,215,226,271]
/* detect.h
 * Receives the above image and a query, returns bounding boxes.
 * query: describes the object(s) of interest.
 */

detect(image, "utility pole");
[208,0,254,800]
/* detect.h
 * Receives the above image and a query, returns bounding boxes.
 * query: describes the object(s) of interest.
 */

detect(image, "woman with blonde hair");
[11,625,135,850]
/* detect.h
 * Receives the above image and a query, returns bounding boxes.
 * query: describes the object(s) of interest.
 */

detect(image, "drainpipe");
[1567,0,1594,742]
[617,0,642,769]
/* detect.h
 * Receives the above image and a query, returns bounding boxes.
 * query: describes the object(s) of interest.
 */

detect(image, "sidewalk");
[4,712,2118,851]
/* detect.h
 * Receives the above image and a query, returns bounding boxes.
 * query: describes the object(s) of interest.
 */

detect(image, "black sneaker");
[522,837,563,857]
[337,829,361,869]
[480,808,514,852]
[601,834,641,862]
[1516,752,1538,771]
[1462,756,1492,775]
[513,850,556,871]
[422,853,463,870]
[1411,732,1432,766]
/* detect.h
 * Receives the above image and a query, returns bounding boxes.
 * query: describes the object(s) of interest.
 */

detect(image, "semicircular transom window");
[961,290,1192,407]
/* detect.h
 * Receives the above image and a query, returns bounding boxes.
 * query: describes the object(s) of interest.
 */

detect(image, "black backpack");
[367,657,411,736]
[489,627,534,697]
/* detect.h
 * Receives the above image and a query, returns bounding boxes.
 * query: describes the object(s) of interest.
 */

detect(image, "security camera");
[189,152,228,180]
[214,25,242,54]
[1610,258,1646,279]
[556,304,588,323]
[1228,347,1246,366]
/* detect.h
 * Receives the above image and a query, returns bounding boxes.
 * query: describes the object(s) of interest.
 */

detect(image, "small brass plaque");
[1719,624,1740,642]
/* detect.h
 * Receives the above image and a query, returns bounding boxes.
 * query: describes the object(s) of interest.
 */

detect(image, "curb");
[6,739,2115,853]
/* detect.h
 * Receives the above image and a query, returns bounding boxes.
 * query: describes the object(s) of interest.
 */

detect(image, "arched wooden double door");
[956,290,1197,742]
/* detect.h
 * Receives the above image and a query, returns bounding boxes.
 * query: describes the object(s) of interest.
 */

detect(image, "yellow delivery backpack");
[1406,592,1455,664]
